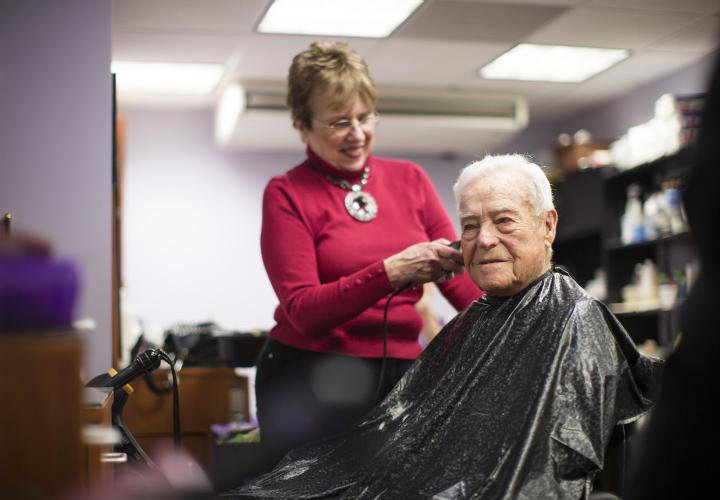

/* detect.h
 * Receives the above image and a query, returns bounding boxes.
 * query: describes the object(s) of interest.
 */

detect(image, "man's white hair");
[453,154,554,215]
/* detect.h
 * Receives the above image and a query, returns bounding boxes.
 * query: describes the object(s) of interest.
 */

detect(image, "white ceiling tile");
[112,32,243,64]
[587,0,720,15]
[649,15,720,53]
[459,47,714,122]
[563,50,711,104]
[112,0,269,33]
[396,1,567,42]
[366,39,508,86]
[231,36,318,80]
[230,35,382,81]
[527,6,702,49]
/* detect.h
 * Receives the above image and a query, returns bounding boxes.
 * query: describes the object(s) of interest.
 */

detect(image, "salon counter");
[123,366,250,467]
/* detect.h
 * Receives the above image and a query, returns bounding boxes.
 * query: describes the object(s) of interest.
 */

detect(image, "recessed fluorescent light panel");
[111,61,225,95]
[479,44,629,83]
[257,0,424,37]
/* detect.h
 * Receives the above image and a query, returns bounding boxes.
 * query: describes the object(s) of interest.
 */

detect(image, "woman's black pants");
[254,338,414,467]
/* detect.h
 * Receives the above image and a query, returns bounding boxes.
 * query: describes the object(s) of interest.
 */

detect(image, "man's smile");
[472,258,509,267]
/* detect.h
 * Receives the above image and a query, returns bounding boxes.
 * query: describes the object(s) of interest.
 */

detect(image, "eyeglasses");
[313,113,380,134]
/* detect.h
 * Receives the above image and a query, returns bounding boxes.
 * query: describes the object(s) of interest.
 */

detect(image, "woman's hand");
[383,239,465,289]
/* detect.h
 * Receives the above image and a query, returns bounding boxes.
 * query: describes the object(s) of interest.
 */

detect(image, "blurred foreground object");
[0,212,79,331]
[0,213,85,499]
[626,40,720,500]
[0,212,51,255]
[68,445,212,500]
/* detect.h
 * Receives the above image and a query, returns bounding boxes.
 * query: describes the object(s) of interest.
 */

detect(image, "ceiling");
[112,0,720,153]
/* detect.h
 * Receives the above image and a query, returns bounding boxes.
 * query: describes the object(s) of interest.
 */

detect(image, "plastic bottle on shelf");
[664,179,687,234]
[642,193,659,241]
[584,268,607,301]
[621,183,645,244]
[637,259,659,306]
[644,190,671,238]
[658,272,678,310]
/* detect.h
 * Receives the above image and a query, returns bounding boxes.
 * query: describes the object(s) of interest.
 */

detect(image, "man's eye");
[462,223,479,233]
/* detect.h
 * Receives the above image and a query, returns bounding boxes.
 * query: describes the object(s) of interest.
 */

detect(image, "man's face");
[458,171,557,297]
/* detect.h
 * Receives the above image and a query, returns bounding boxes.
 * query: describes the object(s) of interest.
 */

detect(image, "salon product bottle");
[648,189,671,237]
[637,259,659,303]
[664,179,686,234]
[621,183,645,244]
[584,268,607,301]
[642,194,659,241]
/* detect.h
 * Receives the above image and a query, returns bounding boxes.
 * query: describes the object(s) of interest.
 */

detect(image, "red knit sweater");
[260,148,483,359]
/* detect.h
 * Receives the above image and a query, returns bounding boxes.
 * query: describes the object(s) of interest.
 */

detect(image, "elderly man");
[223,155,660,500]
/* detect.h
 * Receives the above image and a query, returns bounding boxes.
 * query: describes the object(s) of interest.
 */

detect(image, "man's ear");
[544,209,558,247]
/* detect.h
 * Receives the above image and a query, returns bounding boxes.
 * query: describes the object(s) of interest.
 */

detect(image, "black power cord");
[374,282,412,403]
[157,349,182,449]
[373,240,461,403]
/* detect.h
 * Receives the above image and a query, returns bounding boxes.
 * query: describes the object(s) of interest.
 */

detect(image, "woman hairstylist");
[256,41,482,463]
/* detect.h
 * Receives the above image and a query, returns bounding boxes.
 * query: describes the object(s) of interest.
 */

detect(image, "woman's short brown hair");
[287,41,378,129]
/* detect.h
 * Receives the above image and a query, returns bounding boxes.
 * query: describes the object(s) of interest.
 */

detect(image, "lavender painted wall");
[0,0,112,376]
[121,107,299,343]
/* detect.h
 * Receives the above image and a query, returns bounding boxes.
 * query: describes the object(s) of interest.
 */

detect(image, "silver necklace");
[314,164,378,222]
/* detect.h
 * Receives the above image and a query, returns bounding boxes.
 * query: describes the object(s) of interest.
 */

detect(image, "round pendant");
[344,190,378,222]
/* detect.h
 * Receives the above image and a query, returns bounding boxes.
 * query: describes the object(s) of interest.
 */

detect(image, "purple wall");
[0,0,113,376]
[121,107,297,345]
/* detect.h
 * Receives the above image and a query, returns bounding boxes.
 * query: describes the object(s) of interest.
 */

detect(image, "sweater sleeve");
[413,165,484,309]
[261,176,396,336]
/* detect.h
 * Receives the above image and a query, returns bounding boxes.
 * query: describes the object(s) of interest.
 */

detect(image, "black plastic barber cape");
[221,271,661,499]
